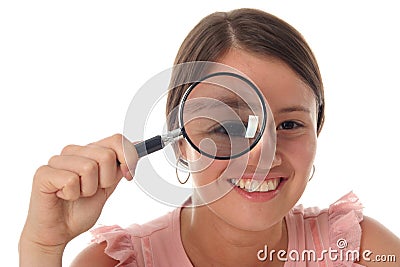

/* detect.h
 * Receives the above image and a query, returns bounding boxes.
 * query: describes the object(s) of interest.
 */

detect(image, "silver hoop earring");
[176,157,190,184]
[308,165,316,181]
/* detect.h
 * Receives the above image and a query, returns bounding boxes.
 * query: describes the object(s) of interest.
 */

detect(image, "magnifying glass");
[133,71,267,160]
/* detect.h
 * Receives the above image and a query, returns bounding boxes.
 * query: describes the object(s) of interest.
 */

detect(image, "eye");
[277,121,302,130]
[210,121,247,136]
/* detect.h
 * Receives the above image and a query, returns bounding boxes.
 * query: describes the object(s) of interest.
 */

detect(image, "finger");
[61,145,119,188]
[34,165,81,201]
[48,155,98,197]
[92,134,138,180]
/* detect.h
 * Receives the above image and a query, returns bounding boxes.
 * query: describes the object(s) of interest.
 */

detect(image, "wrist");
[19,236,66,267]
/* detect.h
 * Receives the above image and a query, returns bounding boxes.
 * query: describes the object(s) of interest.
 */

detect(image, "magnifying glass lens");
[180,72,266,160]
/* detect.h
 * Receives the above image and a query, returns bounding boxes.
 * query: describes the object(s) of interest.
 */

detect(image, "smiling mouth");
[228,178,283,193]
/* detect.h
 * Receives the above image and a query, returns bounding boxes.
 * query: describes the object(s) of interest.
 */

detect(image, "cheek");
[279,133,317,176]
[183,143,230,186]
[190,159,228,186]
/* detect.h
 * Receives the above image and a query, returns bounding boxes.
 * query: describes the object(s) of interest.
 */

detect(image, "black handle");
[134,135,164,158]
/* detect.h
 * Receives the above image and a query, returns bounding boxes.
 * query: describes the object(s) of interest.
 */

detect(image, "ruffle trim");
[91,225,138,267]
[329,191,365,267]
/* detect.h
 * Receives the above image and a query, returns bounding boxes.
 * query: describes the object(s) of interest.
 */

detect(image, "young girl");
[19,8,400,267]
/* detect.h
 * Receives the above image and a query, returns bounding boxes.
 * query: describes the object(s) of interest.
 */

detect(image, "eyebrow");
[212,95,258,109]
[184,95,258,113]
[277,106,311,114]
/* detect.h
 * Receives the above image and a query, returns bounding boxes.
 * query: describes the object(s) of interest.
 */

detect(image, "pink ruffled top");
[91,191,364,267]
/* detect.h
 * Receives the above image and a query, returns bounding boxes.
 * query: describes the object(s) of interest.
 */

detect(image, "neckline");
[172,204,296,267]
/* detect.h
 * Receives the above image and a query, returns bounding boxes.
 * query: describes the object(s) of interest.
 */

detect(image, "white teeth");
[250,181,260,192]
[229,178,281,192]
[230,178,239,185]
[239,179,245,189]
[267,180,274,190]
[245,180,251,190]
[260,182,269,191]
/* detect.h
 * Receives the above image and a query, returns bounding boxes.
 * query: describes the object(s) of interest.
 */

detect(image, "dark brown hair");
[166,8,325,135]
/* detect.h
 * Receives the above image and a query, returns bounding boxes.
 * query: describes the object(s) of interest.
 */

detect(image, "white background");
[1,1,399,265]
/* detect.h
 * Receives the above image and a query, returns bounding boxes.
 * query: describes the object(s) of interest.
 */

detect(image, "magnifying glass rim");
[178,71,267,160]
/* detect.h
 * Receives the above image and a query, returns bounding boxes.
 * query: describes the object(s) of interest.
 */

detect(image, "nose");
[247,135,281,169]
[270,149,282,168]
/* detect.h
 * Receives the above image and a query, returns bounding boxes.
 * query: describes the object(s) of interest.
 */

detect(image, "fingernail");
[125,171,134,181]
[56,190,65,199]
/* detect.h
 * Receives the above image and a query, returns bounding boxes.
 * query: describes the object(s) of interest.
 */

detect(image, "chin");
[206,191,289,231]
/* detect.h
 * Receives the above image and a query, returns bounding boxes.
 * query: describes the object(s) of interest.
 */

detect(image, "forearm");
[19,237,65,267]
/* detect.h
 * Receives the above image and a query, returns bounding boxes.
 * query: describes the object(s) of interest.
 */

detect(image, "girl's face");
[180,48,318,231]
